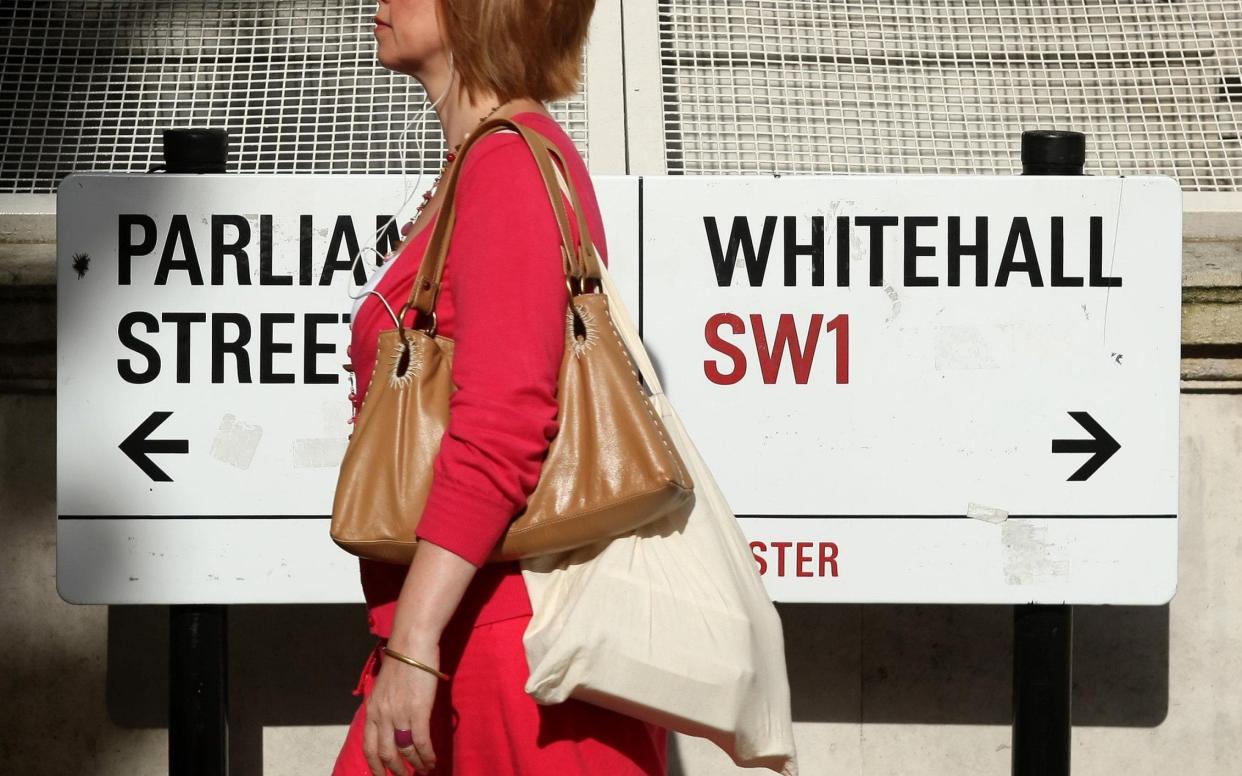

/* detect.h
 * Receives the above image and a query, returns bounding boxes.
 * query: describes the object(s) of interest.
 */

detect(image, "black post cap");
[160,128,229,173]
[1021,130,1085,176]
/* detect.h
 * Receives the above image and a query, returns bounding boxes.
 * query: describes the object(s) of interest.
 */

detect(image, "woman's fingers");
[379,720,418,774]
[397,720,435,773]
[362,718,385,776]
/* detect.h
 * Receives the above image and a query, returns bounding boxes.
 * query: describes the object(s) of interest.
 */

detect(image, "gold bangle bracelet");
[382,646,451,681]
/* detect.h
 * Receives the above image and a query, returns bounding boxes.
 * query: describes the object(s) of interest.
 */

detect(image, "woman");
[333,1,668,775]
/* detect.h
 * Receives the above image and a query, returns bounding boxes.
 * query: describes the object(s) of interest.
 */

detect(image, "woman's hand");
[363,637,442,775]
[364,540,483,774]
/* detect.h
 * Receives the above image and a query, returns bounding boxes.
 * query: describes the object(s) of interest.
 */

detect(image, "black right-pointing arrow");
[1051,411,1119,481]
[119,411,189,482]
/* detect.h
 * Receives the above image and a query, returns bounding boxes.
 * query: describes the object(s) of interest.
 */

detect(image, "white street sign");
[641,175,1180,605]
[55,174,640,604]
[56,173,1180,606]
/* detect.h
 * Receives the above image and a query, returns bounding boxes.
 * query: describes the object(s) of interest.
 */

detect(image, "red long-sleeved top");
[347,111,608,637]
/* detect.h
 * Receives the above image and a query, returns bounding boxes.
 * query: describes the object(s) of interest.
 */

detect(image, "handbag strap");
[520,126,603,282]
[539,164,669,400]
[402,117,602,324]
[397,112,664,399]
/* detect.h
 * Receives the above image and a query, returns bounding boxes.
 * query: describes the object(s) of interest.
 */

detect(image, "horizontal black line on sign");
[735,514,1177,520]
[58,514,1178,521]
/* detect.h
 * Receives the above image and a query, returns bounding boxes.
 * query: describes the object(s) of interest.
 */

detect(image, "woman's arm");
[403,129,574,582]
[408,135,571,568]
[363,131,576,776]
[366,541,470,775]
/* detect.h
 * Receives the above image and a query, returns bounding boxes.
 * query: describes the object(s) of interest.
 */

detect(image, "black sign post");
[153,128,231,776]
[1011,129,1083,776]
[170,602,228,776]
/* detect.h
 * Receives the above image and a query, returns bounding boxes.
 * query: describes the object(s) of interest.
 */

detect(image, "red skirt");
[332,613,668,775]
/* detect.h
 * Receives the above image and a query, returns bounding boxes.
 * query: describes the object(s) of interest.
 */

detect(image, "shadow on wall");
[777,601,1169,727]
[106,604,373,774]
[102,600,1168,773]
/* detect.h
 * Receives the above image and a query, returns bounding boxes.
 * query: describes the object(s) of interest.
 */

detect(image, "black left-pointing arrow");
[120,411,189,482]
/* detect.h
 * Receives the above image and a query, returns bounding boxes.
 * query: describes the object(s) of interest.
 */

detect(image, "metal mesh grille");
[659,0,1242,190]
[0,0,589,194]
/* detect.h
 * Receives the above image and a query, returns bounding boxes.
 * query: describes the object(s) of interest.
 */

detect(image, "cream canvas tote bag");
[519,247,798,775]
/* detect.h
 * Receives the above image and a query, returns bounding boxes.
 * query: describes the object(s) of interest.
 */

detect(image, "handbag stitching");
[597,301,694,488]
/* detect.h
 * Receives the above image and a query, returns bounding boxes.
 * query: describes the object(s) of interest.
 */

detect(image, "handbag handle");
[516,125,603,283]
[401,117,601,327]
[540,163,669,400]
[396,114,667,399]
[504,134,667,400]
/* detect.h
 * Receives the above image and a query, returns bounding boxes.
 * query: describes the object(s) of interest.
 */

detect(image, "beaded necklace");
[391,102,505,251]
[345,102,506,427]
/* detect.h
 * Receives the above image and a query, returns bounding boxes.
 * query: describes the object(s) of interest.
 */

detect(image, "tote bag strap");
[596,258,667,399]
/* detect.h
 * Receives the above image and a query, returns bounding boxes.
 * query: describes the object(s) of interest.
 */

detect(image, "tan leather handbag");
[330,117,695,564]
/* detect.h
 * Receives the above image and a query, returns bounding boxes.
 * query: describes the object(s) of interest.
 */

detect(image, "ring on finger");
[394,728,414,749]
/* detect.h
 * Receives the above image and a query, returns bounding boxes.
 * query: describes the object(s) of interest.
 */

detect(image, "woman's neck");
[434,94,493,149]
[432,89,548,150]
[415,53,550,147]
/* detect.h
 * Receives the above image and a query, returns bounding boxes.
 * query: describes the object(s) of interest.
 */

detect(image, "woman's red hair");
[439,0,596,104]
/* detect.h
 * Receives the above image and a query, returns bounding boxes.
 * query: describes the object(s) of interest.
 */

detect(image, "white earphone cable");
[344,52,456,331]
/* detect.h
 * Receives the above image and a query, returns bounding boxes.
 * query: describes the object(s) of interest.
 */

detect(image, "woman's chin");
[377,55,424,80]
[374,50,404,75]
